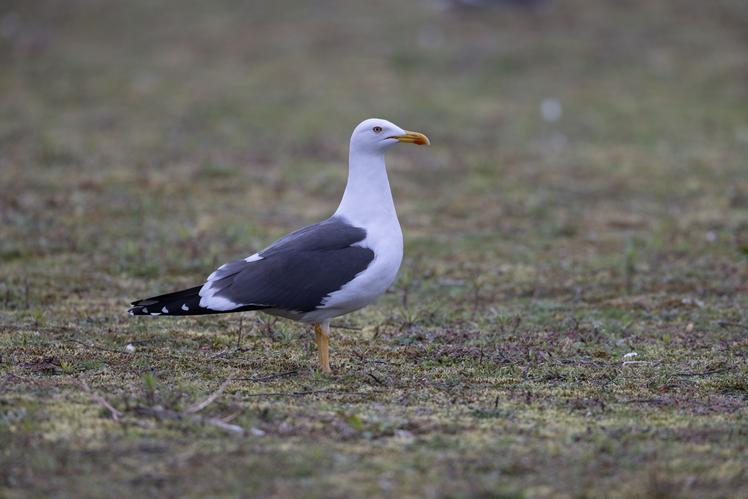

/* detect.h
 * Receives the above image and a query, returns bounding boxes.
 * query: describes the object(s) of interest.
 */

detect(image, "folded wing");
[198,216,375,313]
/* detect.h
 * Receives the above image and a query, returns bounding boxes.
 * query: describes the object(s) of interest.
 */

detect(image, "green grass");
[2,0,748,497]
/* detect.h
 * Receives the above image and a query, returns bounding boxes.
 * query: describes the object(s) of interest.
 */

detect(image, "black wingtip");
[131,298,157,307]
[127,286,210,316]
[128,305,146,315]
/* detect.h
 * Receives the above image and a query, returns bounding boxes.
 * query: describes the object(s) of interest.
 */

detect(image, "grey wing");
[259,216,368,257]
[199,216,375,313]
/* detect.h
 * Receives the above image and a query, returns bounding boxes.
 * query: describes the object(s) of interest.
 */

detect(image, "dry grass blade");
[80,381,123,421]
[185,373,236,414]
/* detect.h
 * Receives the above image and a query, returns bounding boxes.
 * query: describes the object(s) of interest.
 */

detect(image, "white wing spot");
[199,281,243,311]
[182,304,189,311]
[207,262,230,281]
[150,312,161,316]
[161,306,168,314]
[244,253,263,263]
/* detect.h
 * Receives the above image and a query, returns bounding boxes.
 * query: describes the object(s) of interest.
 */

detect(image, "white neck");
[335,148,398,226]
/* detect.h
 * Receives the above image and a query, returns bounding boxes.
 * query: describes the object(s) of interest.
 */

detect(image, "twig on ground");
[81,381,123,421]
[674,367,734,377]
[373,359,400,366]
[135,406,245,435]
[221,409,243,423]
[235,370,298,382]
[620,397,671,405]
[101,372,246,435]
[185,373,236,414]
[367,372,384,385]
[208,349,230,359]
[331,323,362,331]
[203,417,244,434]
[241,389,383,398]
[622,360,660,367]
[352,349,401,366]
[717,321,748,332]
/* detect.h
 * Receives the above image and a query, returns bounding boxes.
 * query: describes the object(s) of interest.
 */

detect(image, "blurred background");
[2,0,747,301]
[1,0,748,497]
[2,0,747,299]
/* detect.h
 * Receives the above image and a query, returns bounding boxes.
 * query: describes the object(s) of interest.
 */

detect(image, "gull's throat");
[335,148,397,226]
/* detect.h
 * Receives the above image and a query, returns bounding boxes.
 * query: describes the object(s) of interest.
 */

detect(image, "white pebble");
[623,352,638,359]
[125,343,136,353]
[540,98,562,122]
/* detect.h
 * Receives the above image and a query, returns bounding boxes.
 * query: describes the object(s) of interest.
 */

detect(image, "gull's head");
[350,118,430,154]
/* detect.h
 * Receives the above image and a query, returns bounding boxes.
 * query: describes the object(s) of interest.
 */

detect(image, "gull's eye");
[372,126,383,133]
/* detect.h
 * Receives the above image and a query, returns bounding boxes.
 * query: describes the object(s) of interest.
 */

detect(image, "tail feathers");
[129,285,214,316]
[129,285,266,316]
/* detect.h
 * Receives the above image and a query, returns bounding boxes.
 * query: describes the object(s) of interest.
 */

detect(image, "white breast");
[301,218,403,323]
[302,138,405,323]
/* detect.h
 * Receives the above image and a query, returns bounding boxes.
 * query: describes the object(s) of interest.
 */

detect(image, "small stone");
[125,343,136,353]
[623,352,638,359]
[540,98,562,122]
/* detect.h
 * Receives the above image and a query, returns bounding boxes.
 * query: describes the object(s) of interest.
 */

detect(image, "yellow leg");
[314,322,331,373]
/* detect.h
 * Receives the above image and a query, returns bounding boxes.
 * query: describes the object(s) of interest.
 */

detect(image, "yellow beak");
[390,130,430,145]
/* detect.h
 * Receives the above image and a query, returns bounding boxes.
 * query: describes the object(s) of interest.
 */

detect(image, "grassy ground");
[2,0,748,497]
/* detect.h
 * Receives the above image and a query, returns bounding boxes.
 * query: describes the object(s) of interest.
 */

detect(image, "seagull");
[129,118,430,373]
